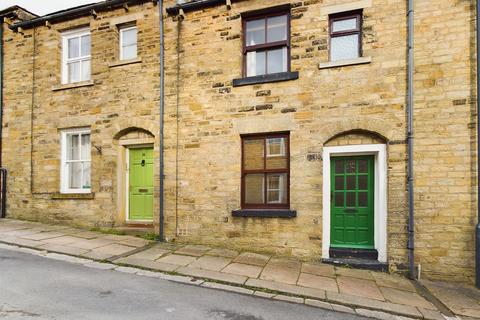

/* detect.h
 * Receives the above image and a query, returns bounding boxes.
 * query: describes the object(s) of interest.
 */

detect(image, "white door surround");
[322,144,388,263]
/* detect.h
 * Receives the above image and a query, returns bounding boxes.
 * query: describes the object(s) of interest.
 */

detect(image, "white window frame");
[61,27,91,84]
[266,137,286,157]
[266,174,285,204]
[119,25,137,60]
[60,128,91,194]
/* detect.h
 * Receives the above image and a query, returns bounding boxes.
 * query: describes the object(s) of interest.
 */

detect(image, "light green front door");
[331,156,375,249]
[129,147,153,221]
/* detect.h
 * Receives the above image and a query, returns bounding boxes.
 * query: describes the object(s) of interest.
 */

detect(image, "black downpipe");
[476,0,480,289]
[407,0,415,280]
[159,0,165,241]
[0,17,4,168]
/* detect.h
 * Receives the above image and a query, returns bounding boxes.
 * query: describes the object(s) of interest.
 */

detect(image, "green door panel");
[330,156,374,249]
[129,147,154,221]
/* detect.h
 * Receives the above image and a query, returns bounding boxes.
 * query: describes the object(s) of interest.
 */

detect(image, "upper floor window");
[61,28,91,84]
[119,25,137,60]
[242,133,290,209]
[60,128,91,194]
[243,10,290,77]
[329,11,362,61]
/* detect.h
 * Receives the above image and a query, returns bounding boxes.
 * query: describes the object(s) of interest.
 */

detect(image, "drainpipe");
[159,0,165,241]
[407,0,415,280]
[476,0,480,289]
[0,17,4,168]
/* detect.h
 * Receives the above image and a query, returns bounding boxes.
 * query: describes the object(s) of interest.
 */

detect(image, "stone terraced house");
[0,0,477,283]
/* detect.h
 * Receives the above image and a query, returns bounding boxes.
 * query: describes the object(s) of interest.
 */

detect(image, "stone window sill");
[52,80,94,91]
[108,57,142,68]
[51,192,95,200]
[319,57,371,69]
[232,209,297,218]
[232,71,299,87]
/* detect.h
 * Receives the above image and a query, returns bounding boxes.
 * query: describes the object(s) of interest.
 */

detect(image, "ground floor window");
[60,128,91,193]
[241,132,289,209]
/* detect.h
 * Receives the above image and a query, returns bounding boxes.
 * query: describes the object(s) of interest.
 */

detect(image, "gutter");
[407,0,415,280]
[476,0,480,289]
[159,0,165,241]
[9,0,152,31]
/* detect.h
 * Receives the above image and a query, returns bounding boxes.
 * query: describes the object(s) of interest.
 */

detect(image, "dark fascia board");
[9,0,152,31]
[166,0,226,15]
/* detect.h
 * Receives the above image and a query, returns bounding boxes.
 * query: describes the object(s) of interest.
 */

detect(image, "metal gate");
[0,168,6,218]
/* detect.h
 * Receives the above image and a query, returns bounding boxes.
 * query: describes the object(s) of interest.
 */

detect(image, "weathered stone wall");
[1,0,477,283]
[2,2,162,228]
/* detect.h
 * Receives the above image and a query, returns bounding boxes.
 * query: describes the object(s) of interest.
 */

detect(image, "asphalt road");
[0,247,367,320]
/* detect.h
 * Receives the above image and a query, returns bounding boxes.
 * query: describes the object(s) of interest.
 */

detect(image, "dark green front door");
[331,156,374,249]
[129,147,154,221]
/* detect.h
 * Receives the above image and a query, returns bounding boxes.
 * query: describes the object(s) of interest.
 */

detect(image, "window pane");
[81,60,91,81]
[81,35,90,56]
[332,17,357,32]
[346,176,356,190]
[358,192,368,207]
[68,162,82,189]
[246,51,266,77]
[331,34,359,61]
[358,160,368,173]
[267,173,287,204]
[335,192,344,207]
[358,175,368,190]
[335,160,344,174]
[267,15,287,42]
[122,44,137,60]
[68,37,80,59]
[346,159,356,173]
[246,19,265,46]
[122,27,137,46]
[81,134,91,160]
[245,174,264,204]
[346,192,355,207]
[267,47,287,74]
[243,139,264,170]
[335,176,344,191]
[67,134,79,160]
[266,137,287,169]
[83,162,91,189]
[68,61,80,83]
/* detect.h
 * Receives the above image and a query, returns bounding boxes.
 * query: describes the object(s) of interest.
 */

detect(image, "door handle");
[141,160,146,167]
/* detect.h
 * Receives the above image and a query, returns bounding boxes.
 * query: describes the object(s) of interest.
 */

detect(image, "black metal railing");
[0,168,6,218]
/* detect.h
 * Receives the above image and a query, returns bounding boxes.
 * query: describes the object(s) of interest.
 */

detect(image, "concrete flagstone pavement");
[0,218,477,320]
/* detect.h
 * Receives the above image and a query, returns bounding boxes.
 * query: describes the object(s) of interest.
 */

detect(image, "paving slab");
[176,266,247,285]
[206,248,239,258]
[372,272,416,292]
[126,247,169,260]
[118,237,152,248]
[4,229,44,237]
[37,243,89,256]
[234,252,270,267]
[21,231,66,241]
[221,262,263,278]
[301,262,336,278]
[327,291,423,318]
[89,243,137,257]
[381,286,435,310]
[68,238,116,250]
[156,254,197,266]
[174,245,211,257]
[115,256,179,272]
[246,278,326,300]
[297,272,339,293]
[187,255,231,271]
[335,267,373,280]
[3,237,45,248]
[70,231,101,239]
[417,307,446,320]
[42,236,83,246]
[421,280,480,319]
[260,263,300,285]
[337,276,384,301]
[83,250,116,260]
[268,258,302,270]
